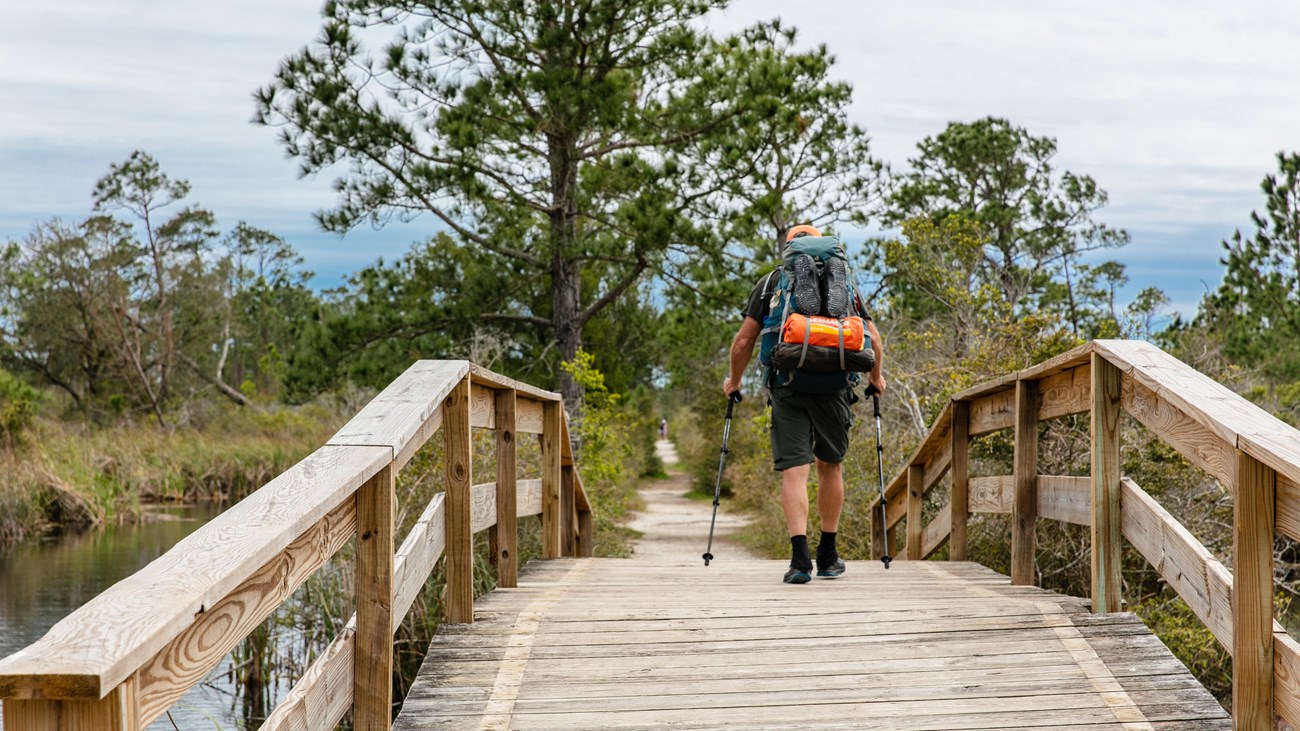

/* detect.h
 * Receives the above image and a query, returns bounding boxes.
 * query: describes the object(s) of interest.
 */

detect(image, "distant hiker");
[658,417,669,440]
[722,224,885,584]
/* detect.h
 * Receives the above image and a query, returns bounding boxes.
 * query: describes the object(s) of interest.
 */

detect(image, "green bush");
[0,369,40,446]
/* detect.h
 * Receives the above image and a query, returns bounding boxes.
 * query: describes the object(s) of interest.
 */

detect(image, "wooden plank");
[444,377,474,625]
[1037,362,1091,421]
[393,494,445,625]
[1037,476,1091,526]
[969,476,1013,513]
[493,389,519,588]
[517,397,545,435]
[1120,477,1232,648]
[1092,352,1122,614]
[467,363,561,403]
[921,503,951,559]
[1012,379,1039,586]
[0,444,389,701]
[540,401,563,558]
[354,461,394,731]
[469,383,496,430]
[517,478,543,518]
[1095,339,1300,488]
[1282,473,1300,545]
[2,677,138,731]
[950,401,970,561]
[968,389,1014,437]
[1120,371,1235,489]
[1275,631,1300,730]
[260,624,355,731]
[906,464,924,561]
[329,360,468,469]
[1232,450,1275,729]
[562,467,577,557]
[134,499,356,727]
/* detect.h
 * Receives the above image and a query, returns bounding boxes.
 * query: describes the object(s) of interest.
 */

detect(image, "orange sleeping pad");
[781,314,866,351]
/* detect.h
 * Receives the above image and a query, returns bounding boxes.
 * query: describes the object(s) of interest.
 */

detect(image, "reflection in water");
[0,503,252,730]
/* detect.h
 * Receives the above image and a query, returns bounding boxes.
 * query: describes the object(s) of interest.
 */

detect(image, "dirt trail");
[626,439,756,561]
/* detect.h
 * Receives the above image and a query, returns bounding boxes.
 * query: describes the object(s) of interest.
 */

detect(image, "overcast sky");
[2,1,1298,317]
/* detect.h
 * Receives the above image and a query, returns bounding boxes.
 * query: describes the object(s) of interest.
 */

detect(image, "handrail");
[0,361,592,731]
[867,339,1300,729]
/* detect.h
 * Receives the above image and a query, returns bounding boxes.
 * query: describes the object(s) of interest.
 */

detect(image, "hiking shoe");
[790,254,820,315]
[783,565,812,584]
[822,256,850,318]
[817,557,846,578]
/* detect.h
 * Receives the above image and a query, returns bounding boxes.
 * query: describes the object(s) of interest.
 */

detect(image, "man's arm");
[722,317,761,396]
[865,318,886,393]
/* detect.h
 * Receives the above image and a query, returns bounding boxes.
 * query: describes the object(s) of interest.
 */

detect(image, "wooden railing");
[868,339,1300,730]
[0,361,592,731]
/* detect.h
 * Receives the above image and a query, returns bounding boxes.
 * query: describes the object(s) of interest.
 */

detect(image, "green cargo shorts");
[769,387,855,470]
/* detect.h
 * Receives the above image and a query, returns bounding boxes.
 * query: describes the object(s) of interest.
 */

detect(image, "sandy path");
[626,440,756,562]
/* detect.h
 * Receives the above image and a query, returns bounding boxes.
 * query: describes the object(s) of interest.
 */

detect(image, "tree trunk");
[548,133,584,410]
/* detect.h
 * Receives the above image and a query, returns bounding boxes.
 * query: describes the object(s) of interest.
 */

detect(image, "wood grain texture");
[468,363,561,402]
[562,467,577,557]
[1281,474,1300,544]
[517,397,545,435]
[393,557,1227,731]
[517,478,543,518]
[493,389,519,588]
[1120,477,1233,648]
[1275,632,1300,730]
[1037,476,1091,526]
[1120,371,1235,489]
[907,464,924,561]
[1092,352,1122,614]
[354,462,394,731]
[444,377,474,625]
[393,494,445,625]
[1095,339,1300,488]
[328,360,468,467]
[135,500,357,727]
[1232,450,1275,729]
[969,476,1014,513]
[0,444,389,701]
[950,401,970,561]
[540,401,563,558]
[2,677,138,731]
[1012,379,1039,586]
[469,383,496,430]
[921,503,951,559]
[1037,362,1091,421]
[260,624,356,731]
[969,389,1015,436]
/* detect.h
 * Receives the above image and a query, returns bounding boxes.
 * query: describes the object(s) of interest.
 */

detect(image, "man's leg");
[815,459,844,532]
[781,463,811,536]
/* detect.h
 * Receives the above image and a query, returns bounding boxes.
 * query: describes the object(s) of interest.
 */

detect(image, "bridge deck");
[393,559,1229,730]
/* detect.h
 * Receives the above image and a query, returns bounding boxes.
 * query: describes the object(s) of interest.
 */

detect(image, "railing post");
[562,466,577,556]
[906,463,924,560]
[2,678,138,731]
[444,377,474,624]
[1233,450,1276,730]
[492,389,519,588]
[354,461,394,731]
[1011,378,1039,585]
[540,401,563,558]
[950,400,970,561]
[1091,352,1123,613]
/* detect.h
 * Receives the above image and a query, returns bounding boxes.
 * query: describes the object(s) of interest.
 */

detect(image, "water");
[0,503,260,730]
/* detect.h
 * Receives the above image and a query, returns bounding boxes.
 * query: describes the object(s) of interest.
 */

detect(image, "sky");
[2,1,1298,318]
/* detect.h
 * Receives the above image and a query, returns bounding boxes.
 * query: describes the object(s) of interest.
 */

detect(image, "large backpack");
[757,236,876,393]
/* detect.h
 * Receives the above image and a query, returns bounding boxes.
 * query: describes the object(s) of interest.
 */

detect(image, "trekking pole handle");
[865,384,881,419]
[725,391,742,418]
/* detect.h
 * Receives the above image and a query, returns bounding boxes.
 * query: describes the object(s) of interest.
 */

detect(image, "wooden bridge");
[0,341,1298,730]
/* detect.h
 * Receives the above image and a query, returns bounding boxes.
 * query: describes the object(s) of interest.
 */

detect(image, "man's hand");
[722,375,740,398]
[867,372,887,394]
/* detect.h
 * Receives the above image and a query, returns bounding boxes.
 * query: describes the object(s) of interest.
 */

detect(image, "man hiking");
[721,224,885,584]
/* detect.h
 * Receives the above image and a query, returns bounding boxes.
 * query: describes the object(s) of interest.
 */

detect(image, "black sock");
[817,531,838,566]
[790,535,812,571]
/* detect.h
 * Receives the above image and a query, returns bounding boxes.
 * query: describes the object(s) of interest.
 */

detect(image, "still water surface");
[0,503,259,730]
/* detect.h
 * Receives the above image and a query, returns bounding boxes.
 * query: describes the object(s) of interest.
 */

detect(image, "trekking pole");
[866,384,892,569]
[703,392,742,566]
